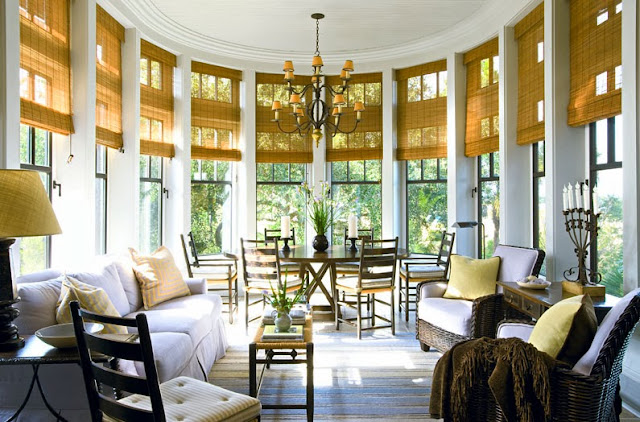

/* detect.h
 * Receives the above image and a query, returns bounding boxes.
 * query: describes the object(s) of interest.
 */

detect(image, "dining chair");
[180,232,239,323]
[398,231,455,321]
[241,238,304,330]
[335,237,399,339]
[70,301,261,422]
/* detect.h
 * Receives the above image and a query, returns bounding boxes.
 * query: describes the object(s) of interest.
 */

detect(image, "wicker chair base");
[417,318,470,353]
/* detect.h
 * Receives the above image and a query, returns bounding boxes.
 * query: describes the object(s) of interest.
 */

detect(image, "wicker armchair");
[416,244,545,353]
[468,288,640,421]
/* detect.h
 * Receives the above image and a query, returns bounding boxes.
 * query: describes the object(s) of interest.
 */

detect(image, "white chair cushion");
[191,266,236,281]
[335,262,359,273]
[336,276,392,290]
[245,276,303,291]
[400,265,445,279]
[496,322,535,341]
[418,297,474,337]
[112,376,261,422]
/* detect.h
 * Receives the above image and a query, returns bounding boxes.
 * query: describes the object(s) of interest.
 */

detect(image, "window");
[331,160,382,245]
[257,83,305,108]
[480,56,499,88]
[191,72,232,103]
[478,152,500,258]
[140,116,163,142]
[407,70,447,102]
[140,57,161,89]
[95,145,108,254]
[256,163,307,245]
[191,160,232,255]
[407,158,447,254]
[532,141,546,276]
[139,155,163,253]
[19,68,50,106]
[589,116,623,296]
[19,124,52,274]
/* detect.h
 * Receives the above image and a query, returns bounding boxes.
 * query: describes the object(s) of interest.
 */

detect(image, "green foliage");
[596,195,624,297]
[407,182,447,254]
[298,181,337,235]
[191,183,230,255]
[267,271,306,313]
[257,184,306,244]
[20,237,47,275]
[331,184,381,246]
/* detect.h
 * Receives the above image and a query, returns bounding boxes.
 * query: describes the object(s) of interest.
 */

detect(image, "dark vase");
[312,234,329,252]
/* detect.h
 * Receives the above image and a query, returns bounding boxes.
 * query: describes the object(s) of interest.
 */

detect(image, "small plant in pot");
[297,181,340,252]
[267,272,306,333]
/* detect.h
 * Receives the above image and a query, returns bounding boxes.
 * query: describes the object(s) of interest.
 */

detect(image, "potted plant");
[267,272,306,332]
[298,181,338,252]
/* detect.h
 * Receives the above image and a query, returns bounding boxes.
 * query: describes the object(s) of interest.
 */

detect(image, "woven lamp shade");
[568,0,621,126]
[191,62,242,162]
[0,170,61,238]
[19,0,74,135]
[397,60,447,160]
[96,6,124,150]
[140,40,176,158]
[256,73,313,163]
[324,72,382,162]
[515,3,545,146]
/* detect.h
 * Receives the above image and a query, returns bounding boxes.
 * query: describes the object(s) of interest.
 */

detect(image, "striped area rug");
[209,313,442,421]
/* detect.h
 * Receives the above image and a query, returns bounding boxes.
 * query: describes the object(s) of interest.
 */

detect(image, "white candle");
[575,182,582,209]
[281,216,290,239]
[567,184,574,209]
[583,185,590,211]
[348,214,357,239]
[592,187,599,214]
[562,186,568,211]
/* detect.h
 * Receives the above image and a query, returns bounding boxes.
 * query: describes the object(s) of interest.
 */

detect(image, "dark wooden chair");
[180,232,239,323]
[398,231,455,321]
[70,301,261,422]
[335,238,398,340]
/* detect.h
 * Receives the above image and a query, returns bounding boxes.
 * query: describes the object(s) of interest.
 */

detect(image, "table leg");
[307,343,314,422]
[249,343,257,398]
[303,263,335,313]
[7,364,69,422]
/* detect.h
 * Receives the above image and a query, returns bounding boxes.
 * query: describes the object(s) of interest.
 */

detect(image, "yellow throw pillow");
[443,255,501,300]
[130,246,190,310]
[56,276,126,334]
[528,294,597,365]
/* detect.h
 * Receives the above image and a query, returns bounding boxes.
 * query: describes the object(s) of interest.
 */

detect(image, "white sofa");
[0,253,229,421]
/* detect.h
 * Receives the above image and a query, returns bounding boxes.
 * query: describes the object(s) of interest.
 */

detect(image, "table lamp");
[0,170,62,351]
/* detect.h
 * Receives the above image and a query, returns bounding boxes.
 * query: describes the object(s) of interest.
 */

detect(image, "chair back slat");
[98,396,157,422]
[343,228,374,244]
[84,334,144,361]
[357,238,399,289]
[437,231,455,271]
[241,238,282,288]
[265,227,297,245]
[91,362,150,396]
[180,234,194,278]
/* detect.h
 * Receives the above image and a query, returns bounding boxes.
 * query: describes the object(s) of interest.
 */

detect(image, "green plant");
[298,181,338,235]
[267,271,306,314]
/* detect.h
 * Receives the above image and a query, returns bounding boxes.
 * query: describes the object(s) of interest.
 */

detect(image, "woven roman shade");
[397,60,447,160]
[191,61,242,161]
[19,0,74,135]
[324,72,382,162]
[140,40,176,158]
[96,6,124,150]
[256,73,313,163]
[515,3,544,146]
[568,0,621,126]
[464,38,499,157]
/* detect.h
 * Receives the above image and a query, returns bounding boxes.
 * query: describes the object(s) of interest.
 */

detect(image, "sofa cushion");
[443,255,500,300]
[418,297,474,337]
[16,269,63,285]
[130,247,191,309]
[15,277,63,334]
[95,253,143,313]
[67,262,129,317]
[133,333,195,382]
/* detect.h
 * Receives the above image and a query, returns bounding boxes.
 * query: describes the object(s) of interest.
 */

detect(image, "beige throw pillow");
[443,255,501,300]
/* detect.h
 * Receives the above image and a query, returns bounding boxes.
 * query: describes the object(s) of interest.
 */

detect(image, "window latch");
[53,181,62,197]
[163,188,169,199]
[471,187,477,198]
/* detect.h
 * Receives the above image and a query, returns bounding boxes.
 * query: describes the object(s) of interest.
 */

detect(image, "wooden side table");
[499,281,620,324]
[249,316,314,421]
[0,335,108,422]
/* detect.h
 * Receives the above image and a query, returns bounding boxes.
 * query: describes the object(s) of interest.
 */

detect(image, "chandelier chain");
[315,18,320,56]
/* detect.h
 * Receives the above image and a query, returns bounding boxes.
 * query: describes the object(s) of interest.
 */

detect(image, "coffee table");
[249,316,314,421]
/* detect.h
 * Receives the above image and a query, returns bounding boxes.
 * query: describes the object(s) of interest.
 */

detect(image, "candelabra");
[562,207,601,286]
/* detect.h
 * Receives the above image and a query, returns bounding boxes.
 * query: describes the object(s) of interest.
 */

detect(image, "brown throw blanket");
[430,337,563,422]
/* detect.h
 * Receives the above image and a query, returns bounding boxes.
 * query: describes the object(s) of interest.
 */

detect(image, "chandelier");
[271,13,365,147]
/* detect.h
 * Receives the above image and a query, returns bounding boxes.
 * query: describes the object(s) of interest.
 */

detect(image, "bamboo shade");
[256,72,313,163]
[515,3,544,146]
[397,60,447,160]
[464,38,499,157]
[325,72,383,162]
[191,61,242,161]
[568,0,621,126]
[19,0,74,135]
[96,6,124,150]
[140,39,175,157]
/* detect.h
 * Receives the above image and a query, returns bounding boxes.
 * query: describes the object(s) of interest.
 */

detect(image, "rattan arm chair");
[180,233,239,323]
[335,237,398,340]
[467,289,640,422]
[70,301,261,422]
[416,244,545,353]
[399,231,455,322]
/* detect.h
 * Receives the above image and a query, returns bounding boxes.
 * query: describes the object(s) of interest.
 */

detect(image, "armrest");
[185,277,207,295]
[470,293,504,338]
[496,319,536,341]
[416,280,448,300]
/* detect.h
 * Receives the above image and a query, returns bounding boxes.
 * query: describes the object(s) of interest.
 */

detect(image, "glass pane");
[365,82,381,106]
[200,160,216,181]
[424,159,437,180]
[290,164,305,182]
[350,83,364,107]
[480,58,490,88]
[20,124,30,164]
[407,77,421,102]
[614,115,622,163]
[151,119,163,142]
[536,176,546,276]
[492,56,500,83]
[256,163,273,182]
[408,128,421,147]
[139,155,149,178]
[201,74,216,100]
[191,159,201,180]
[422,73,437,100]
[190,72,200,98]
[20,236,48,274]
[349,160,365,181]
[492,151,500,176]
[407,159,421,181]
[217,161,231,181]
[150,155,162,179]
[595,119,608,164]
[150,61,161,89]
[256,84,274,107]
[34,128,48,166]
[480,180,500,258]
[493,115,500,135]
[273,163,289,182]
[95,178,107,254]
[96,144,107,174]
[34,75,47,105]
[537,41,544,63]
[365,160,381,182]
[19,68,29,98]
[331,161,348,182]
[140,58,148,85]
[139,181,162,253]
[595,71,607,96]
[217,77,232,103]
[480,154,490,178]
[438,71,448,97]
[407,182,447,254]
[480,117,490,138]
[594,168,623,296]
[139,117,150,140]
[274,85,289,105]
[331,184,381,246]
[256,184,306,245]
[439,158,448,180]
[191,183,232,254]
[536,141,545,173]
